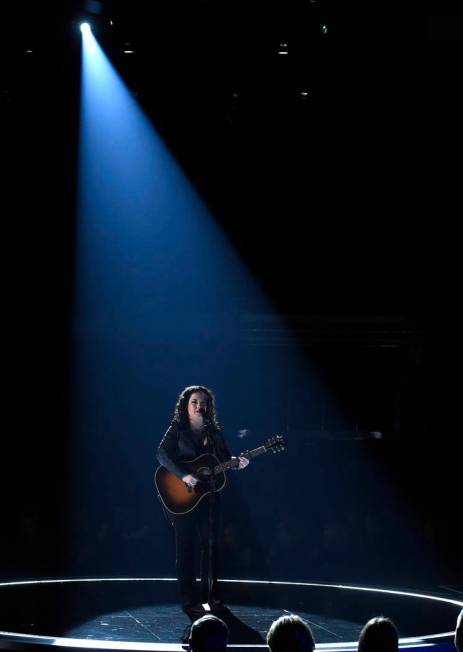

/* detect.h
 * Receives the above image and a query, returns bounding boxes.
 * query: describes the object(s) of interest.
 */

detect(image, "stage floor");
[0,578,461,652]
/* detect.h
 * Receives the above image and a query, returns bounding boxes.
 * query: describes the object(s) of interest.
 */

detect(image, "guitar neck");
[214,446,268,474]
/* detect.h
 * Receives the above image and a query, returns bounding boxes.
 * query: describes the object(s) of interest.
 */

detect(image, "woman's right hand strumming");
[182,474,198,488]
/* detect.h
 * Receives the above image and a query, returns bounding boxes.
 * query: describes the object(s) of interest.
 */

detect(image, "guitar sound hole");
[197,467,212,481]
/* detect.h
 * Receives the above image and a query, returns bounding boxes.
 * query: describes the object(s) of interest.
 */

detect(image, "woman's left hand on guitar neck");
[235,456,249,470]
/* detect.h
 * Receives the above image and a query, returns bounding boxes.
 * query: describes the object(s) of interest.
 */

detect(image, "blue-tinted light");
[80,23,91,35]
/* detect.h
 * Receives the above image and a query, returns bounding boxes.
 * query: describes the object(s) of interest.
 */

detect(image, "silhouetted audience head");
[267,614,315,652]
[189,614,229,652]
[455,609,463,652]
[358,617,399,652]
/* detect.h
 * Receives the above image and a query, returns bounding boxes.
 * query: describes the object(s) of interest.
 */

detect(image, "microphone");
[201,411,212,428]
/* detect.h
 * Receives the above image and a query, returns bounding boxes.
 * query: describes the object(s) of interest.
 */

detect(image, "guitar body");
[154,435,285,515]
[155,453,226,515]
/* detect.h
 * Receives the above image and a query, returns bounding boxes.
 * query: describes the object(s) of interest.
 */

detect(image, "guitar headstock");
[265,435,285,453]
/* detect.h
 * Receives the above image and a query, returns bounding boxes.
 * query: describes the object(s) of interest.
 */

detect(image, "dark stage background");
[2,1,461,588]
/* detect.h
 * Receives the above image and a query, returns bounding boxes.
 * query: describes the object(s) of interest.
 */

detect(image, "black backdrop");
[2,0,461,586]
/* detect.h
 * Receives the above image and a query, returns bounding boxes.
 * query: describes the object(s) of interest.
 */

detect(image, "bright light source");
[80,23,91,35]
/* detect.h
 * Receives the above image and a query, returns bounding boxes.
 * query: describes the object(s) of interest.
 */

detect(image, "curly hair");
[173,385,220,431]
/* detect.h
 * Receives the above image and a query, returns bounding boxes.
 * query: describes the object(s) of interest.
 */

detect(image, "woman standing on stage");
[157,385,249,615]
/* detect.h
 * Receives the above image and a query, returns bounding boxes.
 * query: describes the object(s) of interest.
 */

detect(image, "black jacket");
[157,421,232,479]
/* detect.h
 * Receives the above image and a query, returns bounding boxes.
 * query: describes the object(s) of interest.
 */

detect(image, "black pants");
[172,495,221,605]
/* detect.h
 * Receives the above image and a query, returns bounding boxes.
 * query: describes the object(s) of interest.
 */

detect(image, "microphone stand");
[206,419,216,608]
[208,464,216,606]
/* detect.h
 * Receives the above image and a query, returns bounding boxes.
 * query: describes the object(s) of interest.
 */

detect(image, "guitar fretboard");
[213,446,267,475]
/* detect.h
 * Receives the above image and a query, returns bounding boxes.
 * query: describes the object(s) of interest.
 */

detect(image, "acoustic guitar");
[154,435,285,515]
